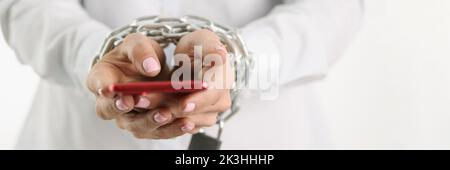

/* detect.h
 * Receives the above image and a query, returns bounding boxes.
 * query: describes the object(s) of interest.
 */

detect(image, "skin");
[86,29,232,139]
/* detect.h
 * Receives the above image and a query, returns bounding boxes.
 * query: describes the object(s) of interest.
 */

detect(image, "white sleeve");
[0,0,110,92]
[241,0,364,87]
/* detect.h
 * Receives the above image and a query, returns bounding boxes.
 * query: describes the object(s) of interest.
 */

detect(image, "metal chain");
[93,15,253,132]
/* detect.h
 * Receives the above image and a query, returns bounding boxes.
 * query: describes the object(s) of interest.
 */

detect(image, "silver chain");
[92,15,254,134]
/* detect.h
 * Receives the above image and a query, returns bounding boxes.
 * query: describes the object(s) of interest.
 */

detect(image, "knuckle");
[131,42,151,56]
[134,39,151,49]
[154,133,165,140]
[115,119,126,130]
[153,131,169,139]
[126,124,140,133]
[96,111,108,120]
[122,33,153,55]
[179,118,191,126]
[196,29,215,36]
[124,33,145,42]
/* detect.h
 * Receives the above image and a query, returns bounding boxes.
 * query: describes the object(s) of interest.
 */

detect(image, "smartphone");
[109,80,207,95]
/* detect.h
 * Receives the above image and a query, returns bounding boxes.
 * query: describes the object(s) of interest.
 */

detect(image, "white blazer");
[0,0,363,149]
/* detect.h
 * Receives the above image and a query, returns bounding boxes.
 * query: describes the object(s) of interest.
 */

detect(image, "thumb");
[120,33,166,77]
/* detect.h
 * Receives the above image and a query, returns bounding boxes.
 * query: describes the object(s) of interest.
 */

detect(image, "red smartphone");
[109,80,208,95]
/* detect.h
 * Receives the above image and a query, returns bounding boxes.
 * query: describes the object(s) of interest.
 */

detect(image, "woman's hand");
[86,29,233,139]
[87,33,195,139]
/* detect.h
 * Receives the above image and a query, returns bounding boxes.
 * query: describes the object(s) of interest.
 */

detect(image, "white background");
[0,0,449,149]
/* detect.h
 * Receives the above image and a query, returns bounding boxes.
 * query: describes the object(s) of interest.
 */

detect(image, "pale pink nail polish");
[153,112,168,123]
[181,122,195,132]
[97,88,104,96]
[135,97,150,108]
[215,45,227,54]
[115,98,129,111]
[143,57,160,73]
[183,103,196,113]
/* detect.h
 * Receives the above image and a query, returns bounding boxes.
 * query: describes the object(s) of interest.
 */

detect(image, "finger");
[152,117,195,139]
[175,29,227,63]
[134,93,169,109]
[187,112,219,128]
[170,89,229,116]
[119,33,165,77]
[87,62,125,98]
[96,95,134,120]
[119,108,173,139]
[175,30,226,80]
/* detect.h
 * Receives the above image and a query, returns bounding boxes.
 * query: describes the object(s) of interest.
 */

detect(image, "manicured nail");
[115,98,129,111]
[153,112,168,123]
[181,122,195,132]
[97,88,104,96]
[215,45,227,54]
[143,57,160,73]
[183,103,196,113]
[135,97,150,108]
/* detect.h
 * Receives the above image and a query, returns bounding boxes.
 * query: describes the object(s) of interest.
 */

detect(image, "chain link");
[93,15,253,127]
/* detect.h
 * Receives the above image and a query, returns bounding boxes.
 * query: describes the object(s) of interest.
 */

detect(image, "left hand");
[120,29,234,138]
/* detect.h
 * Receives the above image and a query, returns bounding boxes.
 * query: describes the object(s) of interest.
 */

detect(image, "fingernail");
[143,57,160,73]
[97,88,104,96]
[181,122,195,132]
[115,98,129,111]
[183,103,196,113]
[215,45,227,54]
[153,112,168,123]
[135,97,150,108]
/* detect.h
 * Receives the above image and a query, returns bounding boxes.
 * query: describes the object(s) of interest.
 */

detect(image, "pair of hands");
[86,29,232,139]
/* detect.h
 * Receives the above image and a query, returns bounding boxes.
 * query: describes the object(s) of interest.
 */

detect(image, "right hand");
[86,33,196,139]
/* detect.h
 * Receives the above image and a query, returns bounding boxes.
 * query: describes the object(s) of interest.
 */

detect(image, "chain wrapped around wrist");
[91,15,254,142]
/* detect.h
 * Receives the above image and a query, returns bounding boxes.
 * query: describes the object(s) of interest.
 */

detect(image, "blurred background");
[1,0,449,149]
